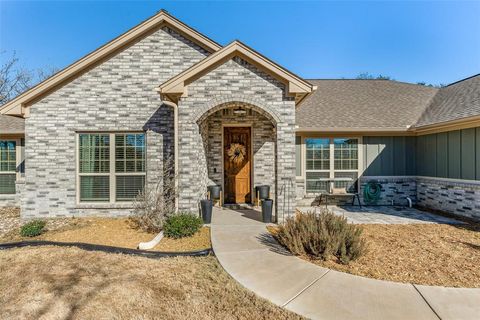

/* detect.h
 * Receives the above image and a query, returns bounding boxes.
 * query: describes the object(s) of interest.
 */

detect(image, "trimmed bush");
[275,210,366,264]
[163,213,203,239]
[20,220,46,237]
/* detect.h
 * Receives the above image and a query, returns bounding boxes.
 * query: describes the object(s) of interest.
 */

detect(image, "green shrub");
[163,213,203,239]
[20,220,47,237]
[275,210,366,264]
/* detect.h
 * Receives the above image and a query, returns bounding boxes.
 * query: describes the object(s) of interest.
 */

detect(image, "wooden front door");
[224,127,251,203]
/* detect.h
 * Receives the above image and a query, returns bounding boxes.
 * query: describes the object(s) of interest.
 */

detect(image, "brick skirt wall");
[417,177,480,220]
[359,176,417,206]
[359,176,480,220]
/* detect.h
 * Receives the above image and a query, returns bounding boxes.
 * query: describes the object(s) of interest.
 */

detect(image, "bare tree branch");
[0,51,58,106]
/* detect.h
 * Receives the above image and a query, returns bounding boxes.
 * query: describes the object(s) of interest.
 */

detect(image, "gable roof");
[0,10,221,117]
[0,115,25,135]
[296,80,439,132]
[414,74,480,128]
[158,40,315,103]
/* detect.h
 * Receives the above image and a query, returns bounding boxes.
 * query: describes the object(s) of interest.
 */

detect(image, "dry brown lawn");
[156,227,211,252]
[0,217,211,252]
[0,246,302,320]
[272,223,480,288]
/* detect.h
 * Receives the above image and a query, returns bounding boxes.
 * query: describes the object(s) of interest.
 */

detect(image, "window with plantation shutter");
[115,134,146,201]
[78,133,146,203]
[116,175,145,201]
[0,141,16,194]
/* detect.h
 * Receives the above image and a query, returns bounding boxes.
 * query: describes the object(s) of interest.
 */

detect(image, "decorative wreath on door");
[227,143,246,164]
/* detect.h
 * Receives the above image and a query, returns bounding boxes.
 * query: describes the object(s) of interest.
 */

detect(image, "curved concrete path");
[211,207,480,320]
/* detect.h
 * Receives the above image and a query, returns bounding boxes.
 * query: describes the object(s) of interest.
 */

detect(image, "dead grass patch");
[270,222,480,288]
[1,217,211,252]
[0,246,302,320]
[154,227,210,251]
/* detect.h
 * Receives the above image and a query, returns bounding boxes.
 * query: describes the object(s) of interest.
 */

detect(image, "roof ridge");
[444,73,480,87]
[306,78,441,89]
[305,78,390,81]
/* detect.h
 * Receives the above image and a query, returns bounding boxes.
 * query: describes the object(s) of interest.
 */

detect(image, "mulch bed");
[0,207,78,238]
[270,222,480,288]
[0,208,211,252]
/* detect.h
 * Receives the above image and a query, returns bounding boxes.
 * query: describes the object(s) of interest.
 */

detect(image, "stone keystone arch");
[193,95,282,125]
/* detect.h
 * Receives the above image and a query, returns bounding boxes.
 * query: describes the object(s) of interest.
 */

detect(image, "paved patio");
[297,205,463,224]
[211,207,480,320]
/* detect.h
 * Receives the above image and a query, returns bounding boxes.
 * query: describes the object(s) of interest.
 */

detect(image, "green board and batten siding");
[359,128,479,180]
[363,136,416,176]
[416,127,480,180]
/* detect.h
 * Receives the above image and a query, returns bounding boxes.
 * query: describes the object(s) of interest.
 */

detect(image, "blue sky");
[1,1,479,85]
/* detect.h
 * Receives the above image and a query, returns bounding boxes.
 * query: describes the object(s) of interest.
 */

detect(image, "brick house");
[1,11,479,221]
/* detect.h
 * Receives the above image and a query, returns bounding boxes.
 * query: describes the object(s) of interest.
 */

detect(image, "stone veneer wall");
[356,176,480,220]
[295,178,305,200]
[417,177,480,220]
[359,176,417,206]
[201,107,276,203]
[0,195,17,207]
[0,180,25,208]
[177,57,297,221]
[22,26,209,218]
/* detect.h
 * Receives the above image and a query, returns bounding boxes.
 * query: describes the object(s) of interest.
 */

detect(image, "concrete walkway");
[211,207,480,320]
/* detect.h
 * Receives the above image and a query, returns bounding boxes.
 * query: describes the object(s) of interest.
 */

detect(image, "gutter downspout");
[162,99,179,213]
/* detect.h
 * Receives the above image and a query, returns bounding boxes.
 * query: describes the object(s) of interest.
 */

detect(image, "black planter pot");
[256,185,270,200]
[200,199,213,224]
[261,199,273,223]
[207,185,222,200]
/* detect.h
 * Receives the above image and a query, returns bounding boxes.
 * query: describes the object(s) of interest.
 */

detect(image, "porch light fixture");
[233,108,247,115]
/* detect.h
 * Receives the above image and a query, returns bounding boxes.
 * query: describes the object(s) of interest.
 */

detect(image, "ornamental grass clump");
[276,210,366,264]
[163,213,203,239]
[20,220,47,237]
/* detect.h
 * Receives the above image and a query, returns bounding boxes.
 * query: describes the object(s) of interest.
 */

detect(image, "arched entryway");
[196,100,278,209]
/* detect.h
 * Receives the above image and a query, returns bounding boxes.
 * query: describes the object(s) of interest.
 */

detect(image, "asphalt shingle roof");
[415,74,480,127]
[0,114,25,134]
[296,80,439,131]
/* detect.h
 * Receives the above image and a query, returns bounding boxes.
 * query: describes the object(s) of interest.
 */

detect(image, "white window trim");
[302,136,363,194]
[0,138,22,195]
[76,132,146,205]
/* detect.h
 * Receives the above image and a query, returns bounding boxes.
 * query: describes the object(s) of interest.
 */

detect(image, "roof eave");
[0,10,222,116]
[158,41,314,101]
[295,127,414,134]
[412,115,480,135]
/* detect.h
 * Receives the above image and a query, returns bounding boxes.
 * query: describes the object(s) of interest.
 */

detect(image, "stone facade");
[417,177,480,220]
[20,26,209,218]
[295,178,305,200]
[359,176,417,206]
[176,57,297,221]
[11,27,297,221]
